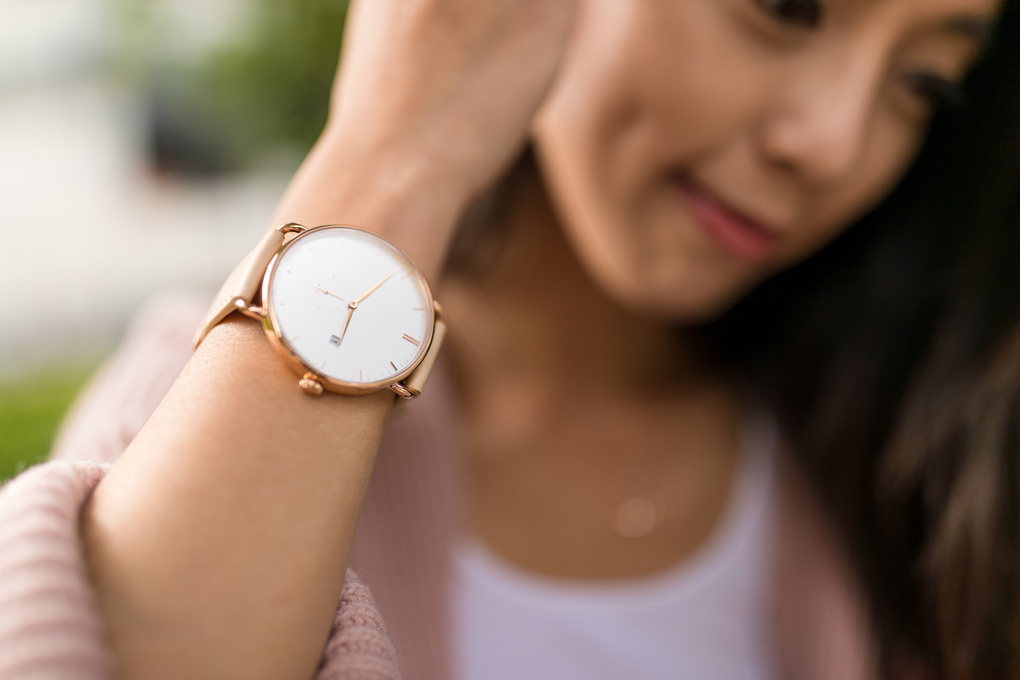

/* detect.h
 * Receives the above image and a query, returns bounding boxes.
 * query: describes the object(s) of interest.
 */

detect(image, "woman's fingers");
[326,0,577,200]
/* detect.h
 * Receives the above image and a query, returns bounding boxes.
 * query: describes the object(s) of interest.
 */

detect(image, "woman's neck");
[442,158,716,401]
[440,155,744,458]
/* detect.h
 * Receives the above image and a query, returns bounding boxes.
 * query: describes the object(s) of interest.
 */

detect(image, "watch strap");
[193,227,285,347]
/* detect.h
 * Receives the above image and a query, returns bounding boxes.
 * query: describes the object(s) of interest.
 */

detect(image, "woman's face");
[533,0,1000,320]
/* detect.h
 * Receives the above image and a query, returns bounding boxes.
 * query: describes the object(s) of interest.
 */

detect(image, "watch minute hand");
[355,270,396,304]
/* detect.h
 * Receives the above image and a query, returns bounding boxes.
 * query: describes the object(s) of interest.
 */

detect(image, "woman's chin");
[591,260,754,325]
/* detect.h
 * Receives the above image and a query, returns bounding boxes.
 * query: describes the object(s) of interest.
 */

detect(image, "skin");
[79,0,999,677]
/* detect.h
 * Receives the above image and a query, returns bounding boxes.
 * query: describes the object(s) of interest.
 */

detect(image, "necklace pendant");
[611,496,662,539]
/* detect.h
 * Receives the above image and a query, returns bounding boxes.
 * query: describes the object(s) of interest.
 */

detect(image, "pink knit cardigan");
[0,291,884,679]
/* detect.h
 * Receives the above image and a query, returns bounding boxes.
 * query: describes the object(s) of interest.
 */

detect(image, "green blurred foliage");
[0,367,98,482]
[177,0,351,167]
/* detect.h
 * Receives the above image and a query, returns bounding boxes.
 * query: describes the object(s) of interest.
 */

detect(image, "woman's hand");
[327,0,577,204]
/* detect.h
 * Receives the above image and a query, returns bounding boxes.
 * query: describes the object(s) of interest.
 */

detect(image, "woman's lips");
[674,176,780,264]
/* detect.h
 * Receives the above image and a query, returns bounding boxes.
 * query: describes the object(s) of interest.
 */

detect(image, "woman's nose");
[757,48,886,187]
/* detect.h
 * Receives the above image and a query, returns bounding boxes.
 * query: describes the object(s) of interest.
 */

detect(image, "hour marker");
[413,307,424,311]
[359,370,362,381]
[342,236,346,245]
[402,334,420,346]
[390,361,398,371]
[286,269,292,274]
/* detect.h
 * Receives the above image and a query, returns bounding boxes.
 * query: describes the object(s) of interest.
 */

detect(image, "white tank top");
[451,411,778,680]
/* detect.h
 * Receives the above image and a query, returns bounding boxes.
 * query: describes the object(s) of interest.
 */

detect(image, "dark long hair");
[708,2,1020,676]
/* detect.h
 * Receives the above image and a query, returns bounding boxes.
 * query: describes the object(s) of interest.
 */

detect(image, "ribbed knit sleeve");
[316,575,401,680]
[0,460,111,679]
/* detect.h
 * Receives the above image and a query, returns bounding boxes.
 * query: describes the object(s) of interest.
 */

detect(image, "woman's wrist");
[274,125,473,281]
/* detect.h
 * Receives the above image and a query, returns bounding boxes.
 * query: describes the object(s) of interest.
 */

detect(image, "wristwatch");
[193,222,446,399]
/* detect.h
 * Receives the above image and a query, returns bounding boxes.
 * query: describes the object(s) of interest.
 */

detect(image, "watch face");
[263,225,434,391]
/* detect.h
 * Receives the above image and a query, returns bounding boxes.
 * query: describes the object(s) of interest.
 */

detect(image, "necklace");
[604,446,665,539]
[449,279,673,539]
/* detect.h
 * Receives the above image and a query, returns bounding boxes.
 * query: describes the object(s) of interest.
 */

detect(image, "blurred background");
[0,0,349,479]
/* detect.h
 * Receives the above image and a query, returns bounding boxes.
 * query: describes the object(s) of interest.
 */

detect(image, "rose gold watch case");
[256,224,437,397]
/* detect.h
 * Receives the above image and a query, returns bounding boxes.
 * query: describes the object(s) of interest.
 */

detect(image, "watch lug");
[277,222,308,235]
[234,298,267,321]
[389,383,418,400]
[432,300,443,320]
[299,373,324,396]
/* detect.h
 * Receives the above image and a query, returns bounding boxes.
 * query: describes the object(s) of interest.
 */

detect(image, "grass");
[0,365,99,482]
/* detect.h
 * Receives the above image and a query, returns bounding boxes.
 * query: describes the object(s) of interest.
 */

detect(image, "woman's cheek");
[781,114,927,269]
[535,0,932,318]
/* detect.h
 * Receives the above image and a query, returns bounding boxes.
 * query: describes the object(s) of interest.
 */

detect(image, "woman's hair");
[708,2,1020,676]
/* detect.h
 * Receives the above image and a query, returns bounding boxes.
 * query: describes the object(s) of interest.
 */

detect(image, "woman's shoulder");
[770,451,883,680]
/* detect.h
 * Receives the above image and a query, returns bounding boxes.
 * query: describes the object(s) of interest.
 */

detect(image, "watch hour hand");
[334,304,356,347]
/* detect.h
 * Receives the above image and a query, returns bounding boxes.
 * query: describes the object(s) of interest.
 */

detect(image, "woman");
[1,0,1016,678]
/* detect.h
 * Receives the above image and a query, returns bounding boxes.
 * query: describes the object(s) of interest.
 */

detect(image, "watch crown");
[299,373,324,396]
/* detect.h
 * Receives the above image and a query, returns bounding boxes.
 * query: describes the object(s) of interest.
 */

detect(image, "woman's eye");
[755,0,824,29]
[902,72,967,110]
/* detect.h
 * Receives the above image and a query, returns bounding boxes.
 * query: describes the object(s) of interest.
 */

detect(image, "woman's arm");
[80,1,575,679]
[80,138,452,680]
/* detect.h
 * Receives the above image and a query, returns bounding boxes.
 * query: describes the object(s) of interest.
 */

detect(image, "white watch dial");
[265,226,433,387]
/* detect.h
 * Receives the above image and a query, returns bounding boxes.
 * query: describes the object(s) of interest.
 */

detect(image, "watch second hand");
[314,284,345,302]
